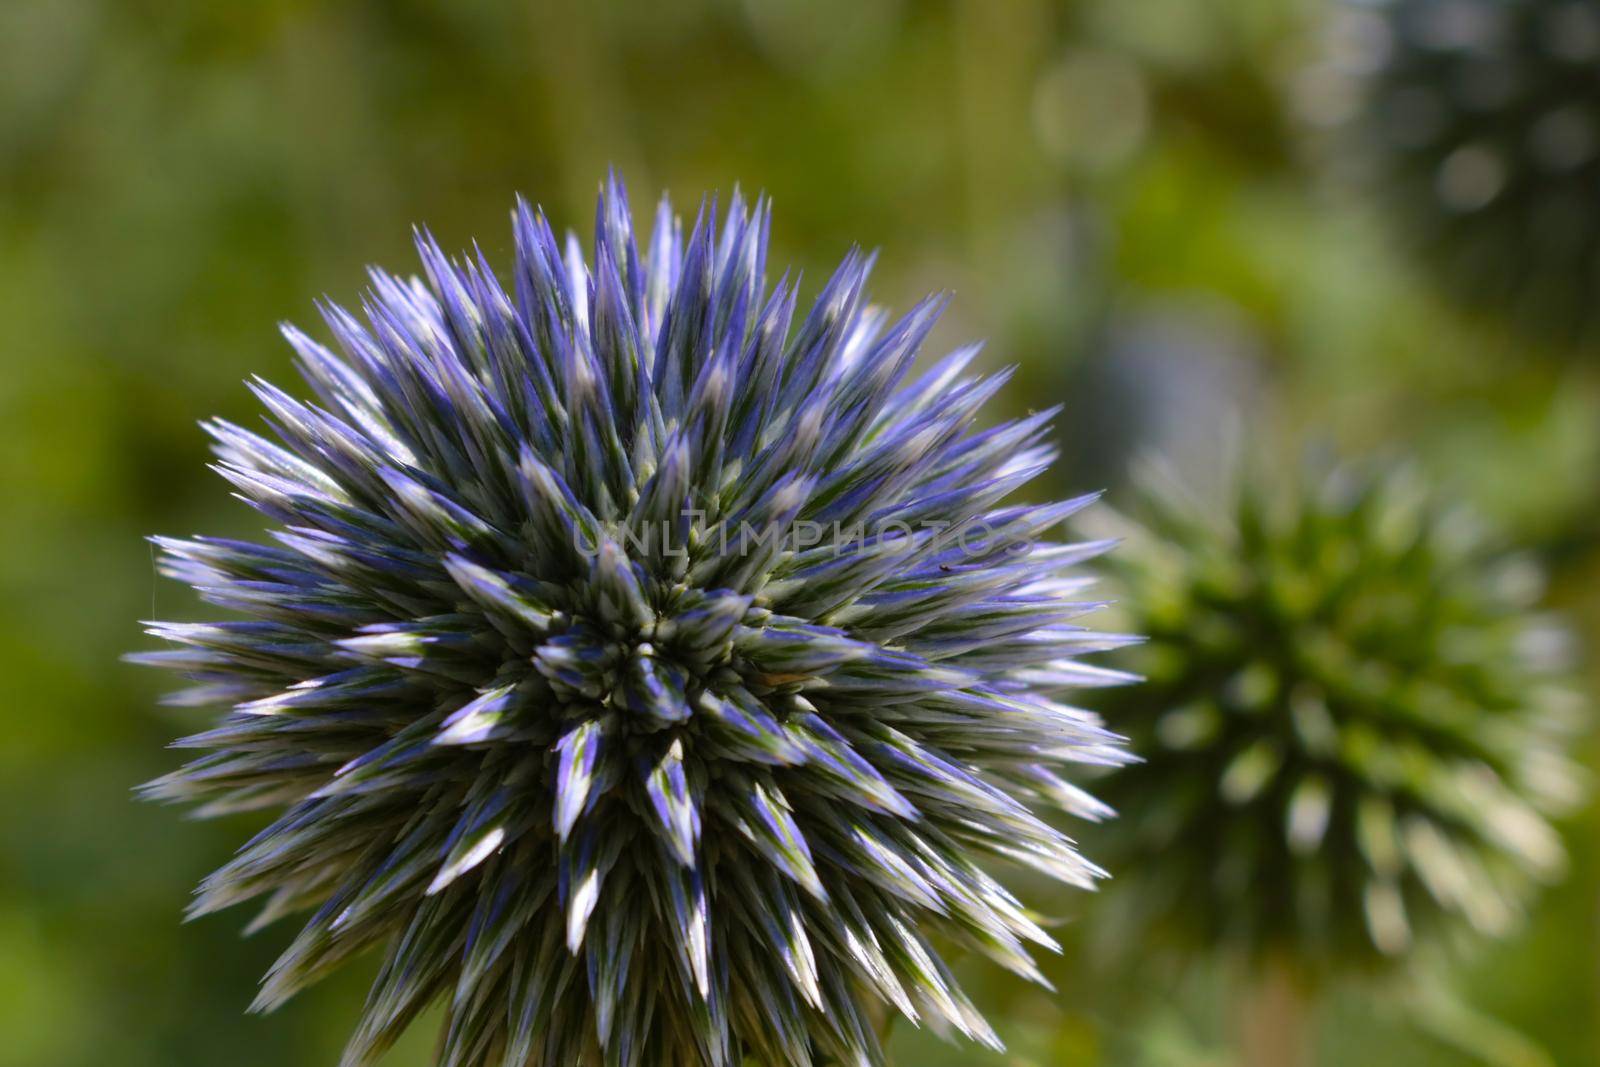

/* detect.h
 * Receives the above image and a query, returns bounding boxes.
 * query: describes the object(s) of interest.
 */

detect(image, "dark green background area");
[2,1,1596,1064]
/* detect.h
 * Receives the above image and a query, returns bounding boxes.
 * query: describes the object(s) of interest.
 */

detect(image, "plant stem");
[1235,958,1312,1067]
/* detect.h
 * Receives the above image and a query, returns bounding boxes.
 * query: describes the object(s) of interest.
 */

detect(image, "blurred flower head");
[132,176,1133,1066]
[1337,0,1600,343]
[1086,455,1583,977]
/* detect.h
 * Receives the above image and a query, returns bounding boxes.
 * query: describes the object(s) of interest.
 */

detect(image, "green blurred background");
[2,1,1598,1064]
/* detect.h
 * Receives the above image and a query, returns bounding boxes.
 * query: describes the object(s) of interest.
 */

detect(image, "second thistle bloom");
[1087,459,1582,975]
[135,178,1133,1065]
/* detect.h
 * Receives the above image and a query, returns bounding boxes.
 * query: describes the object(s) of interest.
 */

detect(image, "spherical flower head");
[1086,458,1582,977]
[1348,0,1600,342]
[133,176,1133,1066]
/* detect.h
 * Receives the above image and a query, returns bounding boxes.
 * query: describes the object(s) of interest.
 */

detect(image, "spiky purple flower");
[134,177,1133,1066]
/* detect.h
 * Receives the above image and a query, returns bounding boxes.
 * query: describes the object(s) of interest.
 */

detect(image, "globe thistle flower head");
[1087,457,1582,978]
[1347,0,1600,343]
[133,176,1134,1066]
